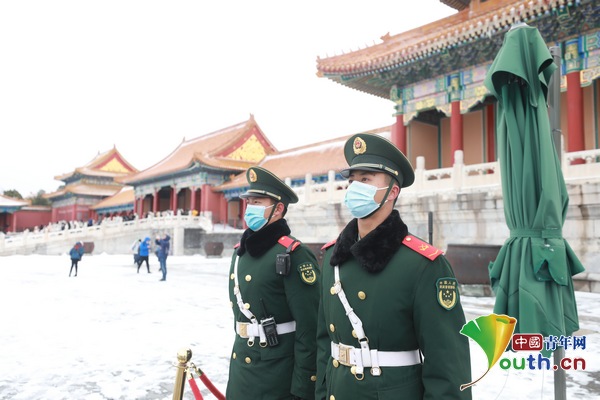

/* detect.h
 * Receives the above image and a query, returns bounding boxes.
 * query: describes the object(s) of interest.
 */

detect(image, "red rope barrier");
[188,376,204,400]
[199,373,226,400]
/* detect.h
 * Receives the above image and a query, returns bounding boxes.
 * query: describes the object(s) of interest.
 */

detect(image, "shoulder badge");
[298,262,317,285]
[321,239,337,251]
[402,235,442,260]
[436,278,458,310]
[278,236,301,252]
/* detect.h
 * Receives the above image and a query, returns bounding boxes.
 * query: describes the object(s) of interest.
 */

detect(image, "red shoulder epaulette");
[278,236,301,251]
[321,239,337,251]
[234,243,240,249]
[402,235,443,261]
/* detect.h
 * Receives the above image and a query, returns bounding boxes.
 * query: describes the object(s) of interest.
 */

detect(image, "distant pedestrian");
[68,242,83,277]
[131,238,141,265]
[137,237,151,273]
[155,233,170,281]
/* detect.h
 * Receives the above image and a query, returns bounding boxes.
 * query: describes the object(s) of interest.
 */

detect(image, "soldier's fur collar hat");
[237,218,291,258]
[330,210,408,273]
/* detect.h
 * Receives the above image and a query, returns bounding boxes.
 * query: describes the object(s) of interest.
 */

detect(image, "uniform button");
[310,375,317,382]
[230,273,235,280]
[406,237,412,241]
[352,330,357,338]
[232,352,236,359]
[351,366,357,375]
[330,395,335,400]
[332,359,339,368]
[329,324,335,333]
[330,286,336,295]
[245,275,252,282]
[245,357,251,364]
[358,291,366,300]
[244,303,250,310]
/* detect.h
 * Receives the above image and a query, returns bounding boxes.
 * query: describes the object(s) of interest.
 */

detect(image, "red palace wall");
[15,209,52,231]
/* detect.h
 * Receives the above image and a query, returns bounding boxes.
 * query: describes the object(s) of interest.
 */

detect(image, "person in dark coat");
[68,242,83,277]
[155,233,170,281]
[226,166,320,400]
[137,237,151,273]
[315,134,472,400]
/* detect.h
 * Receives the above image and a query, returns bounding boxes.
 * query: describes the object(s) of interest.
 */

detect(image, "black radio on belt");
[260,298,279,347]
[260,316,279,347]
[275,240,298,276]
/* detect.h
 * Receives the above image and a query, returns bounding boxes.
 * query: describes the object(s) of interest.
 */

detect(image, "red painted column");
[72,203,77,221]
[201,184,212,211]
[220,196,228,225]
[567,71,585,163]
[486,104,496,162]
[391,94,407,154]
[138,197,144,217]
[190,187,197,213]
[11,212,17,232]
[170,186,178,213]
[451,101,463,163]
[393,114,407,154]
[152,191,158,213]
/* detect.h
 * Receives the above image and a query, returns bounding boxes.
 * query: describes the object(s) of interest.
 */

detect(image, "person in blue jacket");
[68,242,84,277]
[155,233,170,281]
[137,237,151,273]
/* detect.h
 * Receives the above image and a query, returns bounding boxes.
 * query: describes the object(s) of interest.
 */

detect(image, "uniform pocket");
[377,379,424,400]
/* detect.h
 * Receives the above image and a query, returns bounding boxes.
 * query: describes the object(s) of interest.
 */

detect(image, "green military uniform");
[315,134,472,399]
[227,167,320,400]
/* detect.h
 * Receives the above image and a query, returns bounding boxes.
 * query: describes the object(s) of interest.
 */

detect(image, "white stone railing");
[4,147,600,254]
[0,213,213,255]
[295,148,600,205]
[562,148,600,181]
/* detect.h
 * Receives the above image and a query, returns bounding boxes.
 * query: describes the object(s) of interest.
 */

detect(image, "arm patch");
[298,262,317,285]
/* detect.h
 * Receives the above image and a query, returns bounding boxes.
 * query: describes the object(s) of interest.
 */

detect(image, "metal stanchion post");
[172,348,192,400]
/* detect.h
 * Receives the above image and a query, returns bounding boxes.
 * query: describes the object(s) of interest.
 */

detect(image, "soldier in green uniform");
[227,166,320,400]
[315,134,472,400]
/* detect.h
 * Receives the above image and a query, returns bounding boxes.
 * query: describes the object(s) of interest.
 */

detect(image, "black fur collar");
[237,219,291,258]
[329,210,409,273]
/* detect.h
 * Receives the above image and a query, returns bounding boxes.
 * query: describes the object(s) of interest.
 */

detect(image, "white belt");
[236,321,296,340]
[331,342,421,372]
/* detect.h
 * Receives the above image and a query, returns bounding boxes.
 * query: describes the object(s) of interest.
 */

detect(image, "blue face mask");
[344,181,389,219]
[244,204,275,231]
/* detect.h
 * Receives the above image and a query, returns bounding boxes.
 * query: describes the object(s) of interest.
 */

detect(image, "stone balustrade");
[0,213,213,256]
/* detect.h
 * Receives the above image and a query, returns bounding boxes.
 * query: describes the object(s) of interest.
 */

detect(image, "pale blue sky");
[0,0,455,196]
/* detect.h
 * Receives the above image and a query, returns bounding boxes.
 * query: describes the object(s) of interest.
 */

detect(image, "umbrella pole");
[548,44,567,400]
[554,348,567,399]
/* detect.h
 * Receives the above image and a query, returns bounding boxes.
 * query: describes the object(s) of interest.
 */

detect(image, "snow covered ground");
[0,254,598,399]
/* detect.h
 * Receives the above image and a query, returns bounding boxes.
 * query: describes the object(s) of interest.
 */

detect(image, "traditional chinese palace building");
[45,147,138,222]
[120,115,277,228]
[315,0,600,169]
[0,195,29,233]
[53,0,600,234]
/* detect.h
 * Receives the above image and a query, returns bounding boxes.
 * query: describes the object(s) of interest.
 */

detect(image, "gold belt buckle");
[338,344,352,367]
[238,323,248,338]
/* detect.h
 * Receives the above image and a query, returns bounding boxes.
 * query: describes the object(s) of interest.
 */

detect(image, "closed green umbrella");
[484,25,584,353]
